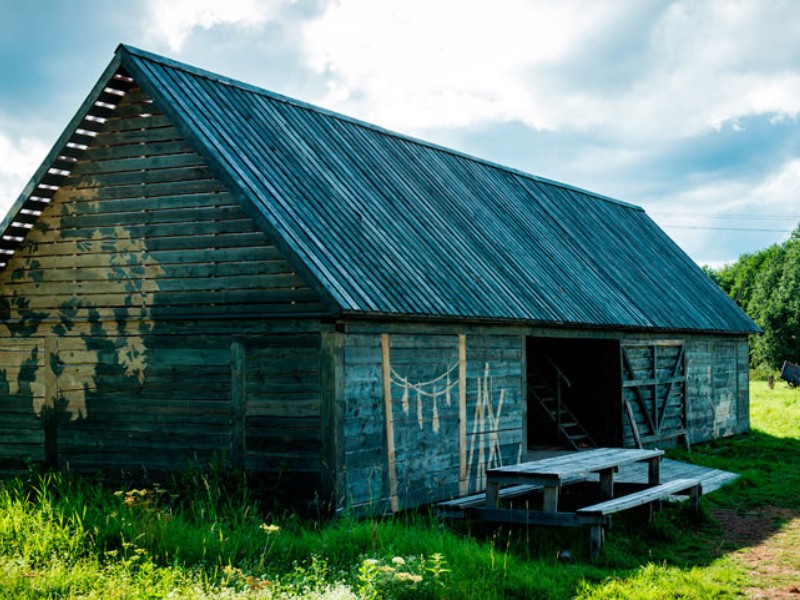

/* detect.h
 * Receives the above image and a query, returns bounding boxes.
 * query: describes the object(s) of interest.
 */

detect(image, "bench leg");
[648,457,660,486]
[588,524,604,561]
[486,482,500,508]
[689,484,701,512]
[542,486,559,512]
[647,501,659,523]
[599,468,614,500]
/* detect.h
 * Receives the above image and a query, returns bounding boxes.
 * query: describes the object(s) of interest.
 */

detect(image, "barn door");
[620,341,687,448]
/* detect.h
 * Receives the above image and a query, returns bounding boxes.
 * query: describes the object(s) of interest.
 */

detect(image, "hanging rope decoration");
[390,363,459,432]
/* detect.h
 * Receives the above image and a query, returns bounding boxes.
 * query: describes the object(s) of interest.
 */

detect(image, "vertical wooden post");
[651,344,658,430]
[519,335,527,462]
[320,331,345,511]
[542,485,559,512]
[647,456,660,486]
[230,339,246,471]
[689,483,702,512]
[458,334,468,496]
[485,481,499,508]
[381,334,399,512]
[43,337,58,468]
[588,524,604,561]
[599,468,614,499]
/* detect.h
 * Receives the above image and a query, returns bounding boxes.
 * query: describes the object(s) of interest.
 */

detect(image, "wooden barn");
[0,46,759,512]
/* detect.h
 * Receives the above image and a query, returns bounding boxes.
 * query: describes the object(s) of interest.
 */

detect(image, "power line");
[650,212,800,220]
[660,224,794,233]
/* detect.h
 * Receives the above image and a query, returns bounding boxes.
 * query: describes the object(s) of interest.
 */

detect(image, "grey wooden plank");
[577,478,701,516]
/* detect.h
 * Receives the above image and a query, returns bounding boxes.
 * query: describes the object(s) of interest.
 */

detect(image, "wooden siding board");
[0,339,45,466]
[241,333,323,492]
[7,326,328,479]
[3,93,324,317]
[81,140,195,161]
[342,332,523,511]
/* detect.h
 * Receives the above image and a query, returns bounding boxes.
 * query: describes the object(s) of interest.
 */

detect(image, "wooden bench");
[438,484,542,518]
[439,472,591,518]
[577,478,702,559]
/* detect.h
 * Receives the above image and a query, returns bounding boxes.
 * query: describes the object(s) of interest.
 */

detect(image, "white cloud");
[0,132,48,217]
[146,0,287,52]
[751,159,800,210]
[642,159,800,264]
[299,0,800,140]
[302,0,626,131]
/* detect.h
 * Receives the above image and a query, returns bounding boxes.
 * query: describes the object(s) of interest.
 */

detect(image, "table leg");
[486,481,500,508]
[599,468,614,499]
[588,524,604,561]
[542,485,559,512]
[648,457,660,486]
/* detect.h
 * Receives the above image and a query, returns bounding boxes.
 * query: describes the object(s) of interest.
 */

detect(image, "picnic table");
[441,447,703,559]
[485,447,663,511]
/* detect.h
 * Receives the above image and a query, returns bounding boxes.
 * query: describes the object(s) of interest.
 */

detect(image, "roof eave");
[337,309,762,336]
[0,54,132,264]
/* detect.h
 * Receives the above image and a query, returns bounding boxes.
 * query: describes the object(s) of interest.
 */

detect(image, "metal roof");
[1,45,760,334]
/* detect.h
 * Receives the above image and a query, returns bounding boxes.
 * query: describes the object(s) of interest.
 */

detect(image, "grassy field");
[0,381,798,599]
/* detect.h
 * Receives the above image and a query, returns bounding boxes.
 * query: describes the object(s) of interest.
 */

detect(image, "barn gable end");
[0,77,331,489]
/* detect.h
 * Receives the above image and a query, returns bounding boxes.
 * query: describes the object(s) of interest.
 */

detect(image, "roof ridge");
[117,44,642,212]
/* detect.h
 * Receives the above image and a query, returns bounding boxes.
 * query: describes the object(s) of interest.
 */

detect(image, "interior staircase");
[528,356,596,450]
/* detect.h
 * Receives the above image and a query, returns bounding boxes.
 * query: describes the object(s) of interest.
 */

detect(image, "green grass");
[0,382,797,598]
[670,381,800,511]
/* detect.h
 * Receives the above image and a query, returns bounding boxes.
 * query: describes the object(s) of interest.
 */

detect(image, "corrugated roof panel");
[117,45,759,334]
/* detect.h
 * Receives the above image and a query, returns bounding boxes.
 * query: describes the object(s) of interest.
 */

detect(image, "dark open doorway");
[527,337,621,449]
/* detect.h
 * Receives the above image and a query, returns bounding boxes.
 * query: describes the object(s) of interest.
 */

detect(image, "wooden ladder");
[528,362,596,450]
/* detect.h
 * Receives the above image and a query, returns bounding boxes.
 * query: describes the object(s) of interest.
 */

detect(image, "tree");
[711,244,781,313]
[706,223,800,372]
[749,225,800,370]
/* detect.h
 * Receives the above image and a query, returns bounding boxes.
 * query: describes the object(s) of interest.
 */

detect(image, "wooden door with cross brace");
[620,341,687,448]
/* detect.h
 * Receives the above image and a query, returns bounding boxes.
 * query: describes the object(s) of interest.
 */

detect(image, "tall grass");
[0,381,796,598]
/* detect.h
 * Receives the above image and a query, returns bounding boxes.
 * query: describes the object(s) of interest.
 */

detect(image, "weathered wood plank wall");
[342,331,523,512]
[685,337,750,442]
[241,333,322,497]
[0,340,45,469]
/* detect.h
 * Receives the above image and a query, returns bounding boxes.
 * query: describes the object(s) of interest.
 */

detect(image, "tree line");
[704,224,800,373]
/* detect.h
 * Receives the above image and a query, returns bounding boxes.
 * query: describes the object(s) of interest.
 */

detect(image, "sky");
[1,0,799,267]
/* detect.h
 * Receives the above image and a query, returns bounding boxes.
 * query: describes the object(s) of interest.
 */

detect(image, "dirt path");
[713,507,800,598]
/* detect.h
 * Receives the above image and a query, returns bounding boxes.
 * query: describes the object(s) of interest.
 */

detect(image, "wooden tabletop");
[486,447,664,484]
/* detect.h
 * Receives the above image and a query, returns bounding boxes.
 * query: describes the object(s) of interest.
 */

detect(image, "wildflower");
[260,523,280,534]
[363,558,379,566]
[391,556,406,566]
[394,572,423,584]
